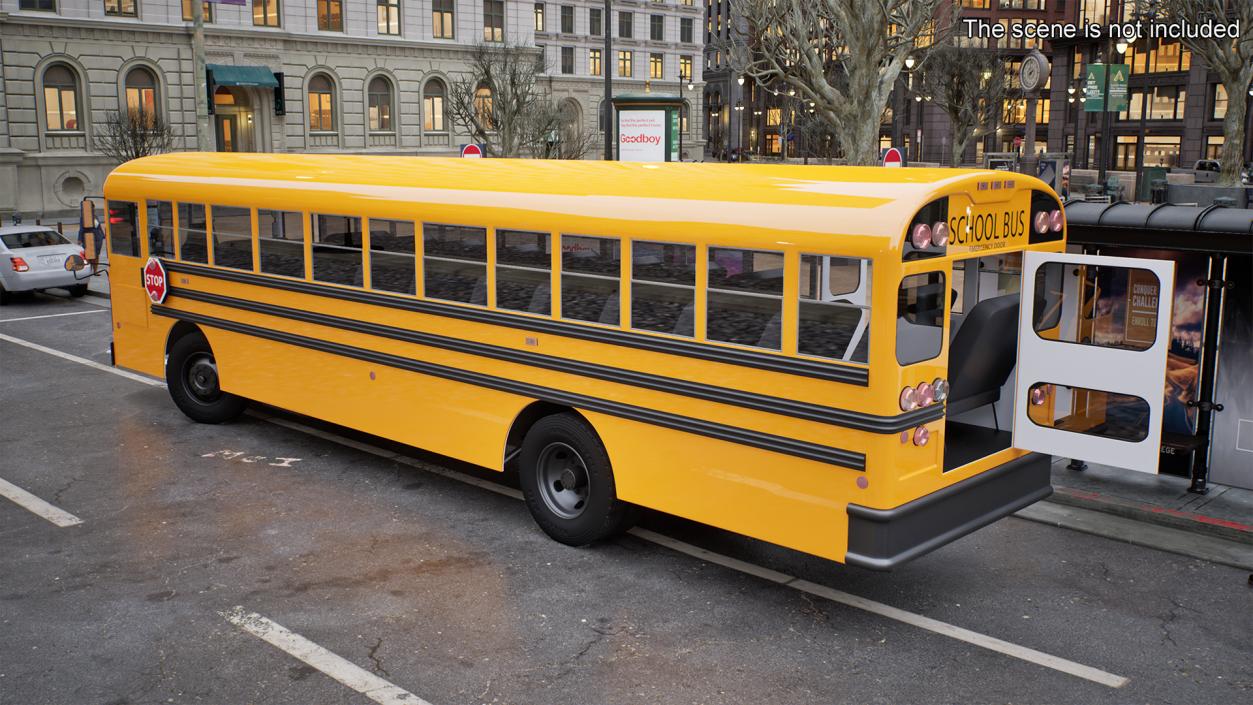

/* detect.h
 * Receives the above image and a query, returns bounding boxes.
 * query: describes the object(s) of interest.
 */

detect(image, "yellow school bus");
[101,154,1175,569]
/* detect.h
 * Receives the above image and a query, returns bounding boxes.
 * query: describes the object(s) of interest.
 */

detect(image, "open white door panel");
[1013,251,1175,473]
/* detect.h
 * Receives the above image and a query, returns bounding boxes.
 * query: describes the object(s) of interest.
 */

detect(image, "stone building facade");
[0,0,704,219]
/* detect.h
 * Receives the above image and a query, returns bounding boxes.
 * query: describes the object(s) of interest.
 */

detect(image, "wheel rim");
[183,352,222,404]
[536,442,590,520]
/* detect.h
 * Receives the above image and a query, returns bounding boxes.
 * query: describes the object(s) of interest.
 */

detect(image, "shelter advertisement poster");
[618,110,667,162]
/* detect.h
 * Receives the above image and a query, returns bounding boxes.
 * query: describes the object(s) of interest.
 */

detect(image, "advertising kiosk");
[612,94,684,162]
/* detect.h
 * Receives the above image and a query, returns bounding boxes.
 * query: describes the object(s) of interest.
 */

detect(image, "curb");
[1044,486,1253,546]
[85,289,109,300]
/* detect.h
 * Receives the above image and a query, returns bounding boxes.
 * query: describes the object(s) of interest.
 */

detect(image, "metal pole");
[192,1,212,151]
[1097,49,1111,184]
[602,0,613,160]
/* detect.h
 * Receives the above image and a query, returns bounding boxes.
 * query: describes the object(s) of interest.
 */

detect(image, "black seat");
[946,294,1020,416]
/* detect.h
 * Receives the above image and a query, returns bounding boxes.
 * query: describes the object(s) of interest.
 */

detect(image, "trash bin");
[1151,179,1168,204]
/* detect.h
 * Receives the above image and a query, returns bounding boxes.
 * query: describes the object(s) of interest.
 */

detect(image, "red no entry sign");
[882,147,903,167]
[144,257,168,304]
[461,143,483,158]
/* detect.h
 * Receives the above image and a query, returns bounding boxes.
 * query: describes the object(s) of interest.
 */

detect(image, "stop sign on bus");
[144,257,168,304]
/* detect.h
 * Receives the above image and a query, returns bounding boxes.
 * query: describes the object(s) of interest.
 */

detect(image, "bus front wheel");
[518,413,636,546]
[166,331,248,424]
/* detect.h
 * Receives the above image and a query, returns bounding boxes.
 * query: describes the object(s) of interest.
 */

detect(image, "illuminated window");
[589,49,602,77]
[253,0,280,27]
[475,85,494,129]
[433,0,455,38]
[104,0,136,17]
[308,74,335,132]
[484,0,504,42]
[650,53,664,79]
[42,64,80,132]
[182,0,213,21]
[124,67,158,123]
[618,50,632,77]
[377,0,400,35]
[367,76,393,131]
[317,0,343,31]
[423,79,446,131]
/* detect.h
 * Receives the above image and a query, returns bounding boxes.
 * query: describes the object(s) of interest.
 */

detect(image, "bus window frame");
[310,211,365,288]
[559,232,624,328]
[208,204,257,273]
[628,237,699,339]
[796,253,872,366]
[422,221,490,307]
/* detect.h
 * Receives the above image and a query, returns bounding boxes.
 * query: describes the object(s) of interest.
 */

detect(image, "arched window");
[422,79,446,132]
[124,67,158,123]
[308,74,336,132]
[43,64,81,132]
[474,84,494,130]
[367,76,393,131]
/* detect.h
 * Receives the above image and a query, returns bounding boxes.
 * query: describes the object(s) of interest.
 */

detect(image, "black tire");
[68,283,88,297]
[166,331,248,424]
[0,283,9,305]
[518,413,636,546]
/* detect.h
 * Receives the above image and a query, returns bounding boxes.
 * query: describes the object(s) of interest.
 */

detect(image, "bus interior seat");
[945,294,1020,416]
[756,313,782,349]
[471,275,487,306]
[528,283,551,314]
[673,303,695,336]
[599,293,620,325]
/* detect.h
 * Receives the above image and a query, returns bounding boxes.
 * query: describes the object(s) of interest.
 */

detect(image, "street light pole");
[602,0,613,161]
[192,1,212,151]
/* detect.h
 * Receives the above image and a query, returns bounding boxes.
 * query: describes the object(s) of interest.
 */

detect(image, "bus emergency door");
[1013,251,1175,473]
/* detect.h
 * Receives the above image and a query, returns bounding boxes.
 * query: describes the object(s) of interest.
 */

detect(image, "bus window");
[257,210,305,278]
[631,241,696,337]
[106,200,139,257]
[211,206,254,271]
[561,235,621,325]
[177,203,208,263]
[1032,262,1065,331]
[424,224,487,304]
[707,247,783,349]
[798,255,871,363]
[1039,265,1158,351]
[147,201,174,257]
[312,213,363,286]
[369,219,416,294]
[1027,383,1150,442]
[896,272,945,365]
[496,229,551,314]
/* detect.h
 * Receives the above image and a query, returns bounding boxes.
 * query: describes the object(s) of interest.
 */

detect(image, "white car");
[0,225,94,303]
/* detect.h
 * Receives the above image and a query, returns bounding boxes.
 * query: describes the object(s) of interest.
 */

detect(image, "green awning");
[207,64,278,88]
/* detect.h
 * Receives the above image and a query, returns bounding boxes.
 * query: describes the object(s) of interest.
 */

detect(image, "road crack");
[366,637,390,678]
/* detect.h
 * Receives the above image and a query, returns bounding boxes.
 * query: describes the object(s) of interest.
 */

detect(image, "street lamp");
[905,55,916,70]
[733,101,745,162]
[737,76,745,86]
[1115,39,1129,55]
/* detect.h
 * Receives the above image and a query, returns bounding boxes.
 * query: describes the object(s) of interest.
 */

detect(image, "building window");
[707,247,784,350]
[632,241,696,337]
[589,7,602,35]
[425,224,487,304]
[1114,135,1138,171]
[484,0,505,42]
[534,3,544,31]
[182,0,213,21]
[19,1,58,11]
[562,235,621,325]
[433,0,455,38]
[257,210,304,278]
[475,85,495,129]
[561,47,575,75]
[619,11,633,38]
[211,206,254,271]
[369,219,417,294]
[589,49,602,77]
[1147,85,1186,120]
[561,5,574,33]
[308,74,335,132]
[496,230,551,315]
[42,64,80,132]
[104,0,137,17]
[423,79,446,131]
[617,50,632,78]
[311,213,363,286]
[650,14,664,41]
[649,53,664,79]
[681,18,694,43]
[1143,136,1182,168]
[1204,135,1224,160]
[253,0,280,27]
[317,0,343,31]
[1211,84,1227,120]
[679,56,692,82]
[368,76,393,131]
[124,67,158,122]
[377,0,400,35]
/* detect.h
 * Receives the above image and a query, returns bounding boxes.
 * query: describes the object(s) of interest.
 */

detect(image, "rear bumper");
[845,453,1052,570]
[0,267,91,292]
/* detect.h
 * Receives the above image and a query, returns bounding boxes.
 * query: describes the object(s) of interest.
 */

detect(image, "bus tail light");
[931,221,949,247]
[932,378,949,403]
[912,426,930,446]
[1049,209,1064,232]
[915,381,935,407]
[899,386,919,411]
[910,223,932,250]
[1033,210,1050,234]
[10,257,29,272]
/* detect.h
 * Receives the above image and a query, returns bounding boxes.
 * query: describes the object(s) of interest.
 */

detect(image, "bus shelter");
[1063,201,1253,493]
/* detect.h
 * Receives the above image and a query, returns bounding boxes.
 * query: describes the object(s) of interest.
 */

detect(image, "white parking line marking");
[8,332,1131,690]
[0,309,108,324]
[0,332,162,387]
[222,607,432,705]
[0,477,83,527]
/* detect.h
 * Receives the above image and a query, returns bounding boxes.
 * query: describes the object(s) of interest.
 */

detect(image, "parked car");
[0,225,93,303]
[1192,159,1221,184]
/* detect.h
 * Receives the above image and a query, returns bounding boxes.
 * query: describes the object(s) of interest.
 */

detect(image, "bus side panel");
[111,290,170,379]
[200,327,519,473]
[584,409,853,563]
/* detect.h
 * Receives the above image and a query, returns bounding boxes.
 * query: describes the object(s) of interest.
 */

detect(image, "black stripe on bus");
[162,260,870,386]
[168,287,942,434]
[152,306,868,471]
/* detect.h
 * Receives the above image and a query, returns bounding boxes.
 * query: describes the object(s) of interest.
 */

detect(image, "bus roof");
[107,154,1049,251]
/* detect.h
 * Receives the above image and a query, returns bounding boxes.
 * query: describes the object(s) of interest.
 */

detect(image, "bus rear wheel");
[518,413,635,546]
[166,331,248,424]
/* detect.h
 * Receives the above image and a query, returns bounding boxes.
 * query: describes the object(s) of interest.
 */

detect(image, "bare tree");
[725,0,950,165]
[794,111,840,164]
[449,42,583,158]
[1142,1,1252,185]
[921,43,1006,167]
[96,109,177,163]
[524,100,599,159]
[706,112,727,160]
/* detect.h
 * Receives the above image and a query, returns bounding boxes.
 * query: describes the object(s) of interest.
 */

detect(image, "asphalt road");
[1,291,1250,705]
